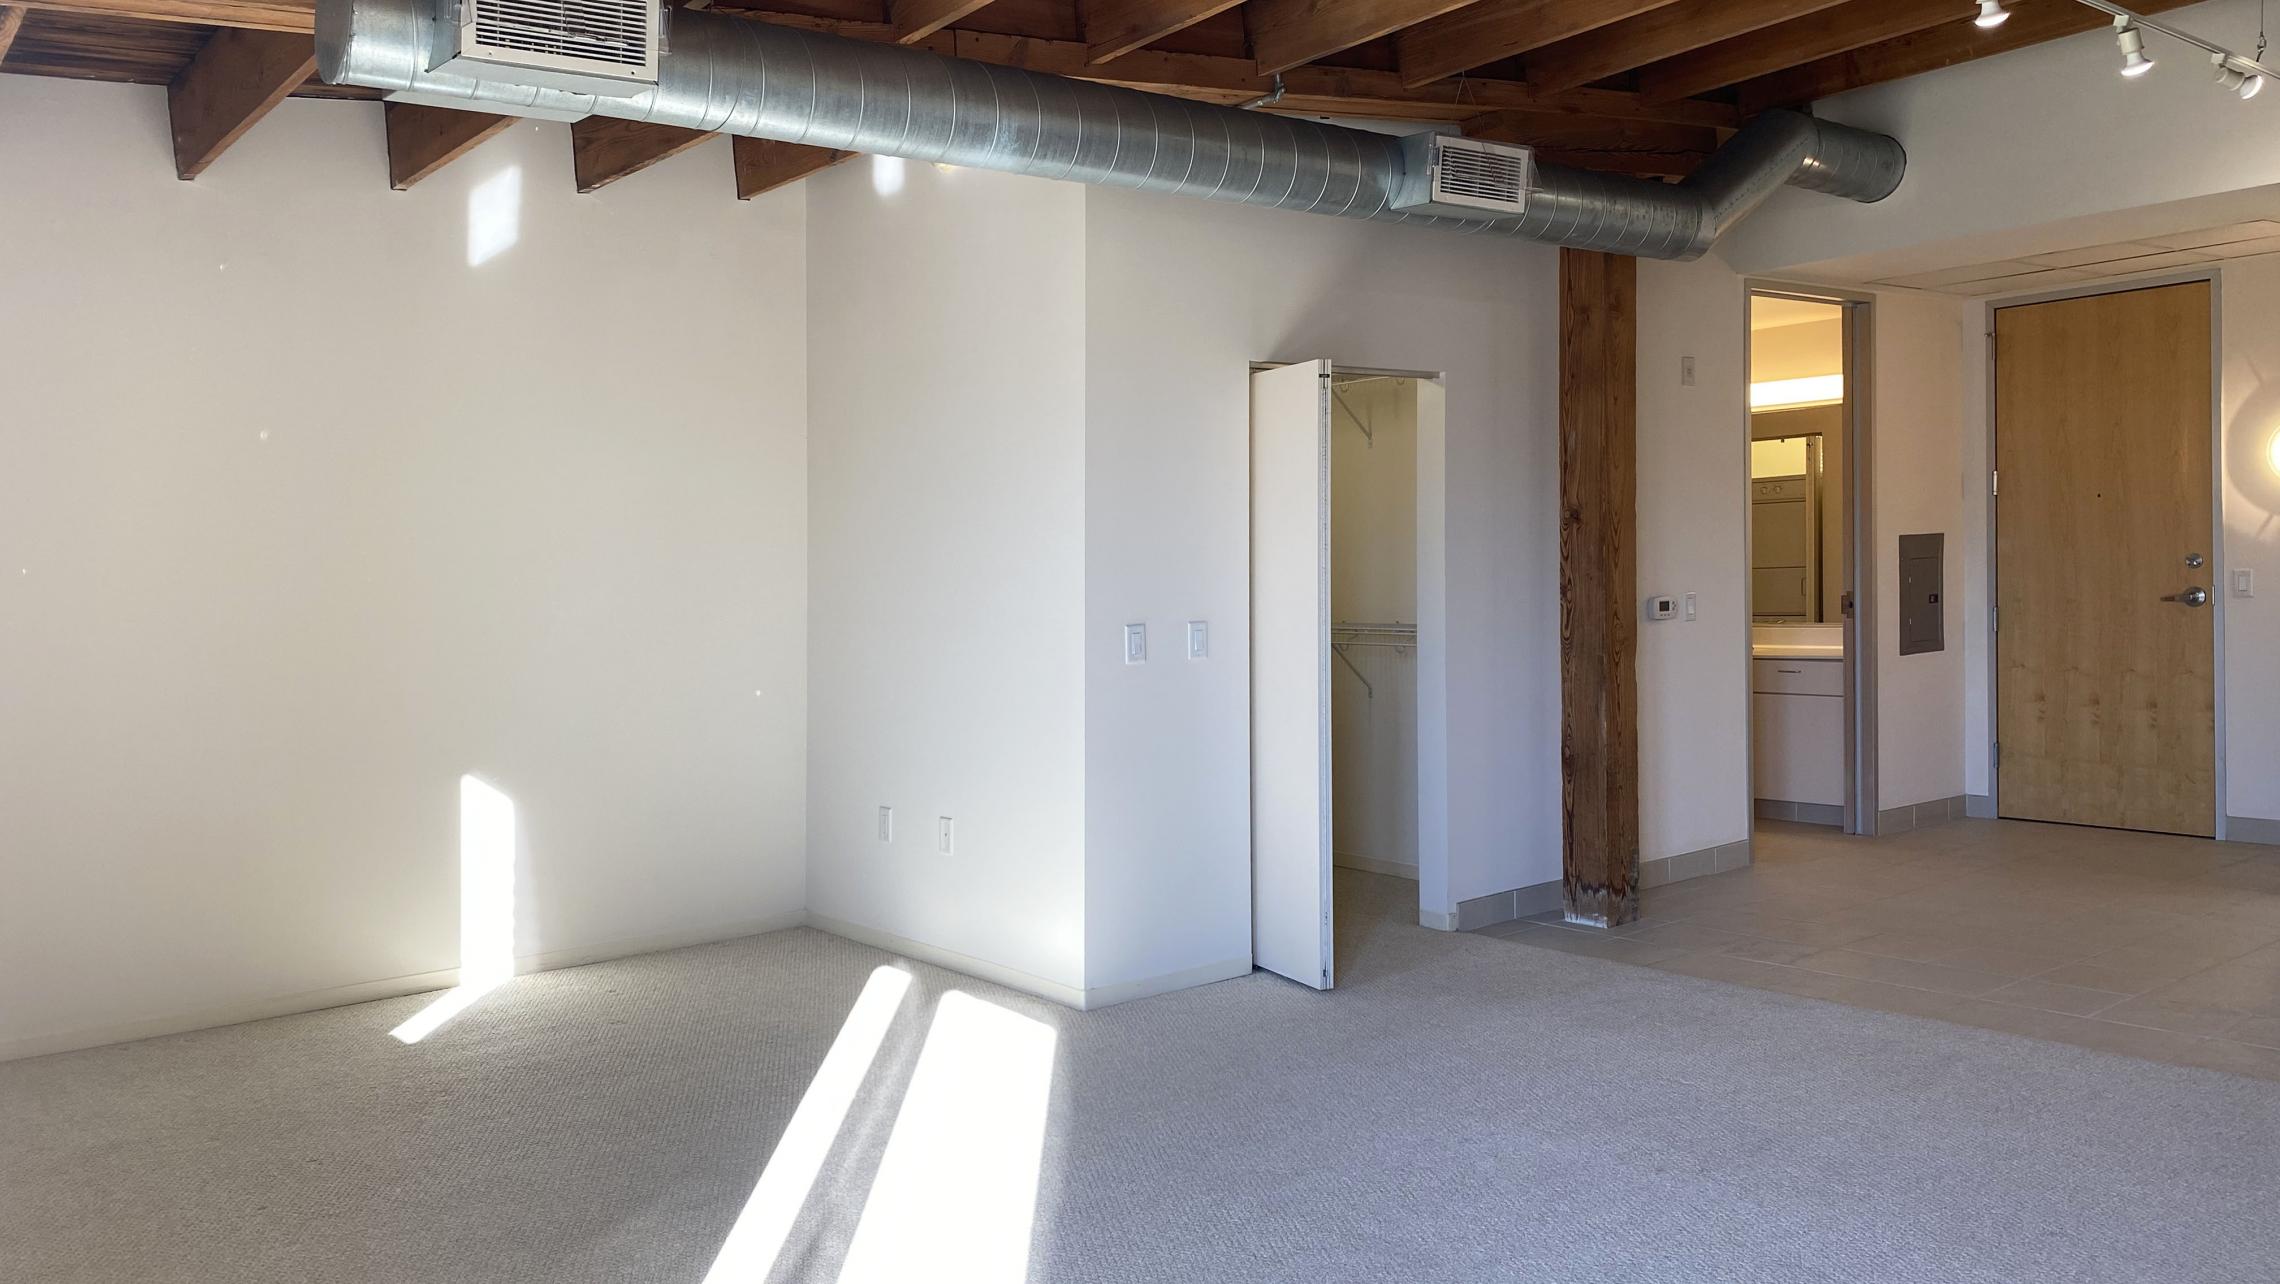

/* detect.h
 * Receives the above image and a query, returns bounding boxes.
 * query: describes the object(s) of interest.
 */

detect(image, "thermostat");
[1645,596,1678,621]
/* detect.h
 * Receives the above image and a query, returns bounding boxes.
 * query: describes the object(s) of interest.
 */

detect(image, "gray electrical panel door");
[1899,533,1944,655]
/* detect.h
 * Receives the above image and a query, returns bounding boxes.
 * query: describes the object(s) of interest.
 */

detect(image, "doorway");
[1249,360,1445,990]
[1991,280,2219,836]
[1745,289,1873,837]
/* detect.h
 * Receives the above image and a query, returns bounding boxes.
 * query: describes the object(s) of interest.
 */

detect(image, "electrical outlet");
[937,816,955,856]
[877,806,893,843]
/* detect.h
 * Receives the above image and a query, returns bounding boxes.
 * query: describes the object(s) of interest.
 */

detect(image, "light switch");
[877,806,893,843]
[1187,620,1209,658]
[937,816,955,856]
[1683,592,1698,621]
[1124,622,1147,664]
[1680,355,1696,387]
[2235,568,2255,598]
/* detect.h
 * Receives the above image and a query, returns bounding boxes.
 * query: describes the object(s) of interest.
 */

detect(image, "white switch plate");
[1187,620,1209,658]
[1124,622,1147,664]
[2235,568,2255,598]
[1680,355,1695,387]
[1683,592,1698,621]
[937,816,955,856]
[877,806,893,843]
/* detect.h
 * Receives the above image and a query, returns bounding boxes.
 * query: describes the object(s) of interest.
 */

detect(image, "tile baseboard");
[1876,794,1965,835]
[1965,793,1996,819]
[2228,815,2280,847]
[1448,839,1751,933]
[1756,799,1843,827]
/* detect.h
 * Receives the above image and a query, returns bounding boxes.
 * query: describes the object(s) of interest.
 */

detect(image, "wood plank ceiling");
[0,0,2194,195]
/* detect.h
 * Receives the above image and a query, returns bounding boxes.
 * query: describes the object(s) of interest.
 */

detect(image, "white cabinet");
[1752,657,1844,806]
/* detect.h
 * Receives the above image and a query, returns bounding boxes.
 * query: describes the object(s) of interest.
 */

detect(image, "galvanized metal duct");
[316,0,1904,260]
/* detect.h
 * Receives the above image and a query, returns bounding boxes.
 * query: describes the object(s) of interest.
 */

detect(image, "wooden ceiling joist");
[24,0,307,32]
[167,26,311,178]
[1245,0,1482,78]
[1392,0,1680,90]
[890,0,993,44]
[1521,0,1853,96]
[571,117,714,192]
[1083,0,1244,65]
[0,7,28,60]
[733,135,855,198]
[1638,0,1962,104]
[1738,0,2201,111]
[385,101,513,190]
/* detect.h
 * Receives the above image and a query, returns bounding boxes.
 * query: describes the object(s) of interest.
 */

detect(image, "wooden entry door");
[1994,281,2215,836]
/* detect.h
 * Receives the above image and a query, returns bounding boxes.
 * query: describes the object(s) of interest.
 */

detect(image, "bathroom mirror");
[1750,409,1844,622]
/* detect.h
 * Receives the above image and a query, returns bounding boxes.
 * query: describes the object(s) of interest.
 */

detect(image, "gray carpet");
[7,870,2280,1283]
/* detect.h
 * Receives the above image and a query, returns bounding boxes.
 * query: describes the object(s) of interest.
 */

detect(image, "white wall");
[805,159,1090,997]
[1083,188,1558,973]
[1635,257,1751,861]
[0,80,809,1059]
[1722,0,2280,277]
[1331,378,1421,876]
[1870,291,1970,810]
[2217,260,2280,823]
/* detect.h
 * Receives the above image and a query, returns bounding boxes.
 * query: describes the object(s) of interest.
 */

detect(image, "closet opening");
[1249,361,1444,990]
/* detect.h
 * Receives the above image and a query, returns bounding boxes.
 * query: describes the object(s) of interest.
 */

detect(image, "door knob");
[2162,586,2211,607]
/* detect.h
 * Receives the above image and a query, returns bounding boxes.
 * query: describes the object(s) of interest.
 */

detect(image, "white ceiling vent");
[1391,132,1535,220]
[428,0,661,96]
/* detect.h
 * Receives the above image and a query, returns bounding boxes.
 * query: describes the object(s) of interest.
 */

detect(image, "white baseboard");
[1083,955,1253,1009]
[804,915,1253,1011]
[1333,852,1420,880]
[0,910,807,1064]
[804,913,1087,1008]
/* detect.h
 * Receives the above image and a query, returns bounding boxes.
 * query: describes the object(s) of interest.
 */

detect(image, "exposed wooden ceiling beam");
[891,0,994,44]
[1393,0,1681,91]
[1246,0,1484,78]
[21,0,308,32]
[0,7,29,61]
[1522,0,1852,95]
[733,135,856,198]
[167,27,311,178]
[1466,107,1712,179]
[1084,0,1244,65]
[571,117,713,192]
[1637,0,1960,104]
[385,101,514,190]
[1738,0,2200,111]
[933,27,1737,127]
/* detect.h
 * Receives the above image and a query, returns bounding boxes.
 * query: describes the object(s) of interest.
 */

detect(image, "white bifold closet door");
[1250,359,1334,990]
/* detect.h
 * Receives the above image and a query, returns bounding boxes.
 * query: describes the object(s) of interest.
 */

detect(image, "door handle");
[2161,586,2211,607]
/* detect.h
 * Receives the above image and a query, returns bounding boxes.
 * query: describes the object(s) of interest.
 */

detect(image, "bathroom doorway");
[1745,289,1874,836]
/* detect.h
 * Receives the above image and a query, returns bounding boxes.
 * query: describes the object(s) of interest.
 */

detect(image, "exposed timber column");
[1558,248,1640,928]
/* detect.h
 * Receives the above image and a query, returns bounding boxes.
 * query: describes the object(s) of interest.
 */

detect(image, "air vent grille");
[1435,142,1528,207]
[470,0,650,67]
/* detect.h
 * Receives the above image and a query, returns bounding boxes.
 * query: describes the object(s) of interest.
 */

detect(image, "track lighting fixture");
[1974,1,2011,28]
[2215,53,2267,98]
[2115,17,2155,77]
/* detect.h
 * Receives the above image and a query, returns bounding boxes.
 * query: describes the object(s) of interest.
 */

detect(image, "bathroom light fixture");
[1974,1,2011,28]
[2116,17,2156,77]
[2215,53,2266,98]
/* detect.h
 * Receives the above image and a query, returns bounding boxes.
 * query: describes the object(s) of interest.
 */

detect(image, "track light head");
[2215,53,2267,98]
[2116,19,2155,78]
[1974,0,2010,28]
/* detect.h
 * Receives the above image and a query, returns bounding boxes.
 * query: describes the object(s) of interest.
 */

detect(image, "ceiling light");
[2215,54,2266,98]
[2116,18,2156,77]
[1974,1,2010,28]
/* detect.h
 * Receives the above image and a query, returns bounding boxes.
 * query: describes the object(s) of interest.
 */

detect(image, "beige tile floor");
[1475,818,2280,1082]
